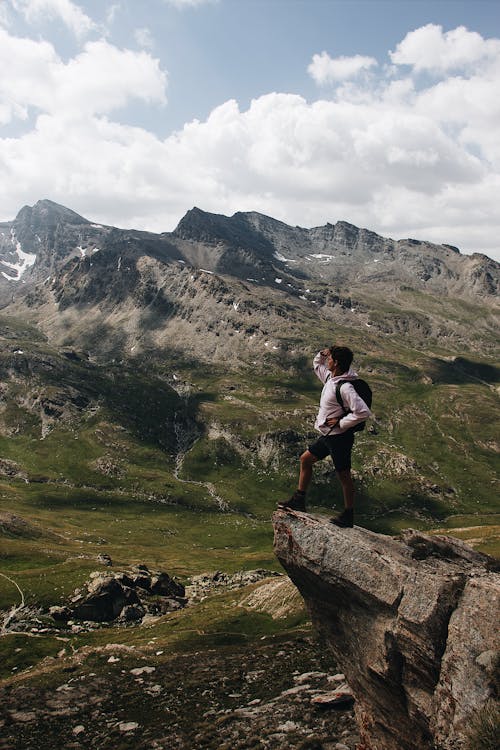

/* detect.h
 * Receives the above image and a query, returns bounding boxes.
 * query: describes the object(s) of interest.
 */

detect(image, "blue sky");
[1,0,499,260]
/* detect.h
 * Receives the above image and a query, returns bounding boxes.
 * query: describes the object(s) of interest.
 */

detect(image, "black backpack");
[335,379,372,432]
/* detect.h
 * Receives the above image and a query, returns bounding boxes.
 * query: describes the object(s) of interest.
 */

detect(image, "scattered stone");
[311,686,354,709]
[294,672,327,683]
[9,711,37,722]
[187,569,281,601]
[0,634,360,748]
[49,605,72,621]
[72,725,85,735]
[150,572,185,597]
[276,720,300,732]
[118,722,139,732]
[97,554,112,566]
[130,666,155,676]
[280,684,311,696]
[0,462,28,482]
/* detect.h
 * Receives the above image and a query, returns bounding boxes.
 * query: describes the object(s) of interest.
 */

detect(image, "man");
[278,346,372,527]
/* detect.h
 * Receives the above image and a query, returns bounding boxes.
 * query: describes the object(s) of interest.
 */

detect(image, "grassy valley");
[1,310,498,628]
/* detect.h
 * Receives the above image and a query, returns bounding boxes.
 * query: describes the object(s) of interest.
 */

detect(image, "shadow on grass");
[428,357,500,385]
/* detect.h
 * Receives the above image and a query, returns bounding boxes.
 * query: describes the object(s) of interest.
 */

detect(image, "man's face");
[327,353,336,371]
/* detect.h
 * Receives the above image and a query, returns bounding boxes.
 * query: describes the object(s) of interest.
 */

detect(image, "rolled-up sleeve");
[313,351,330,384]
[338,383,372,432]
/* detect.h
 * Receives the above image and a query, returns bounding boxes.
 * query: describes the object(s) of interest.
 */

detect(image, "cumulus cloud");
[0,29,167,122]
[308,52,378,84]
[0,22,499,260]
[390,23,500,73]
[10,0,96,38]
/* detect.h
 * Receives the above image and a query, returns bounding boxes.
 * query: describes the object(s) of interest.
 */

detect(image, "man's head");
[328,346,353,374]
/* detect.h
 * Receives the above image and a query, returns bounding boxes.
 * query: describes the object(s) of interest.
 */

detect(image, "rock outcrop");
[50,565,186,626]
[273,510,499,750]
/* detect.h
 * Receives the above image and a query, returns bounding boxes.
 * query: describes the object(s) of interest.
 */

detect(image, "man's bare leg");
[298,450,318,492]
[278,450,318,510]
[337,468,354,509]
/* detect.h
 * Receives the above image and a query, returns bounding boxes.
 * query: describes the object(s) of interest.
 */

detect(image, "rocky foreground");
[0,634,359,750]
[273,511,499,750]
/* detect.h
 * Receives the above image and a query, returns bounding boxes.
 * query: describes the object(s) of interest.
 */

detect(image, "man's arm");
[336,383,372,431]
[313,348,331,384]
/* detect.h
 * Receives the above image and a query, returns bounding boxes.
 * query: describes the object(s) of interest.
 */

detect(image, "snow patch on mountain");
[1,235,36,281]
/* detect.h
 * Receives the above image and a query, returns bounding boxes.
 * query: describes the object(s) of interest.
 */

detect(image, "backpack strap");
[335,379,351,413]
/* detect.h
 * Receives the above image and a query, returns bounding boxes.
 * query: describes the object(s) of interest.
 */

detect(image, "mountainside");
[2,200,499,299]
[0,200,499,363]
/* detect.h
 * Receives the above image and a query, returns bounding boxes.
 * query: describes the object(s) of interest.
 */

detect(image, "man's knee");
[300,450,317,468]
[337,468,352,484]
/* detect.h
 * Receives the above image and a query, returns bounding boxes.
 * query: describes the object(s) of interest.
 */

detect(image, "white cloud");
[11,0,96,38]
[390,23,500,73]
[162,0,217,8]
[134,27,154,50]
[0,3,12,26]
[309,51,378,84]
[0,29,167,122]
[0,23,499,261]
[106,3,121,26]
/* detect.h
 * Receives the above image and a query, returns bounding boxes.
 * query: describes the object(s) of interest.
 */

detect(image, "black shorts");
[308,432,354,472]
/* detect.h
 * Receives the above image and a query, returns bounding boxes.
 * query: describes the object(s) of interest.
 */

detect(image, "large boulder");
[72,577,127,622]
[53,566,186,625]
[273,510,499,750]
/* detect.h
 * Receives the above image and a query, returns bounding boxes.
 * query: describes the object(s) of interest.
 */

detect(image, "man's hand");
[320,348,331,357]
[325,417,339,427]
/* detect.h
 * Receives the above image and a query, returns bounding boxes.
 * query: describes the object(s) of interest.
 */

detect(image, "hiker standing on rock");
[279,346,372,527]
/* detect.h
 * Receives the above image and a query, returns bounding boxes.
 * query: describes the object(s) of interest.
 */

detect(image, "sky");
[1,0,499,261]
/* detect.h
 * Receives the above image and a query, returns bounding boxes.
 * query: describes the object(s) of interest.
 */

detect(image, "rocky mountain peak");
[173,207,275,256]
[15,199,89,232]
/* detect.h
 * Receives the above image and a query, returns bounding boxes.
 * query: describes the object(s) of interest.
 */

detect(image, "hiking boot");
[278,491,306,512]
[330,508,354,528]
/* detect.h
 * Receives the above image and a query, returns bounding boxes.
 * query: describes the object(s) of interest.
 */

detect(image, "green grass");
[0,309,499,686]
[0,578,308,679]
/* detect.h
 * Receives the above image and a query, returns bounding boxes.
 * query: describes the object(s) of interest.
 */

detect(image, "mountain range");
[1,199,498,363]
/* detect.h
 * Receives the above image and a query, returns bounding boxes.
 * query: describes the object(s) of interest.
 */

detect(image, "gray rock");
[273,511,499,750]
[97,553,112,566]
[55,565,187,626]
[49,606,72,622]
[72,578,126,622]
[119,604,146,622]
[150,572,185,598]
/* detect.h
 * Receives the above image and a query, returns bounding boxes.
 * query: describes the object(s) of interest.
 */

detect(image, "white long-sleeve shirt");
[313,351,372,435]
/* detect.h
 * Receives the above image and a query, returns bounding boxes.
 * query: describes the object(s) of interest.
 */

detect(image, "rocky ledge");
[273,510,499,750]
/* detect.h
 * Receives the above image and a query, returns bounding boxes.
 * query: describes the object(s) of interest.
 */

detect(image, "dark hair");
[330,346,353,373]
